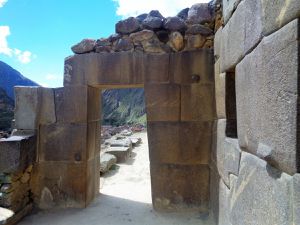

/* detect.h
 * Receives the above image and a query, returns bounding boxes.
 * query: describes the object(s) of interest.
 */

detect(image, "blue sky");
[0,0,208,87]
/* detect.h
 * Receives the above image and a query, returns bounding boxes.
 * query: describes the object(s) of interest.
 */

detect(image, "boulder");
[129,137,142,147]
[113,37,134,52]
[186,24,213,36]
[156,30,169,43]
[187,3,213,24]
[116,17,140,34]
[95,46,111,53]
[142,16,163,30]
[163,17,187,31]
[108,33,121,42]
[136,13,148,23]
[177,8,189,20]
[120,129,133,136]
[185,34,206,50]
[148,10,164,19]
[129,29,155,45]
[71,39,96,54]
[168,32,184,52]
[141,37,166,53]
[95,38,111,47]
[100,153,117,173]
[110,138,132,148]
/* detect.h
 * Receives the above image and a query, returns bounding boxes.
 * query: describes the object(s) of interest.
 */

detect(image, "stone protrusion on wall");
[69,2,222,57]
[0,133,36,224]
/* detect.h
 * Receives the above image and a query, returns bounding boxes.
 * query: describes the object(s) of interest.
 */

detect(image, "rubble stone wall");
[211,0,300,224]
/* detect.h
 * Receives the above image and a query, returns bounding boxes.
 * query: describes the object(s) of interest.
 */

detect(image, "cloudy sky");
[0,0,208,87]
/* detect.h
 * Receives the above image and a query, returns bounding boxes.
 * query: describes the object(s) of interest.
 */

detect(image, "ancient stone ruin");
[0,0,299,224]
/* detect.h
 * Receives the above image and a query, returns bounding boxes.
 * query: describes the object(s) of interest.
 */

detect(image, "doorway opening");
[98,87,151,204]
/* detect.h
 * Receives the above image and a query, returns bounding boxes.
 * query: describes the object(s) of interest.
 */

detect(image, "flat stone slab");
[106,147,131,163]
[110,139,132,148]
[129,137,142,147]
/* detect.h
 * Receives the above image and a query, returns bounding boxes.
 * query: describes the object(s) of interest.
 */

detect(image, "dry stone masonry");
[0,0,299,224]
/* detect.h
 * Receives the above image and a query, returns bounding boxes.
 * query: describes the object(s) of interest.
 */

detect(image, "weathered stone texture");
[214,27,222,60]
[39,123,87,162]
[151,164,209,212]
[236,19,299,174]
[214,60,225,119]
[222,0,242,25]
[230,152,293,225]
[39,88,56,125]
[143,53,169,83]
[293,174,300,225]
[148,122,212,165]
[0,135,36,173]
[14,87,39,130]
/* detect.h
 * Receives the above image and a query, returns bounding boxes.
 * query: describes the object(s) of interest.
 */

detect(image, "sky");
[0,0,208,87]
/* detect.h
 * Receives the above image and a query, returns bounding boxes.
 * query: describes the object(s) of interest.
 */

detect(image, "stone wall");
[211,0,300,224]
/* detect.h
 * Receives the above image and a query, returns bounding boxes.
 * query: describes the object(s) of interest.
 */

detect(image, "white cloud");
[45,73,62,81]
[0,26,35,64]
[112,0,209,18]
[0,26,12,56]
[0,0,7,7]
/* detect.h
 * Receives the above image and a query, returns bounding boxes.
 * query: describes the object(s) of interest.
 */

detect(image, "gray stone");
[236,19,299,174]
[100,153,117,173]
[95,46,111,53]
[142,37,165,53]
[110,139,132,148]
[218,179,231,225]
[222,0,242,25]
[186,24,213,36]
[113,37,134,52]
[167,32,184,52]
[292,174,300,225]
[0,135,36,173]
[148,10,164,19]
[187,3,213,24]
[14,86,40,130]
[214,27,222,59]
[230,152,293,225]
[95,38,111,47]
[156,30,169,43]
[39,88,56,124]
[106,146,131,163]
[136,13,148,23]
[177,8,189,20]
[184,34,206,50]
[163,17,187,31]
[71,39,96,54]
[115,17,140,34]
[261,0,300,36]
[213,119,241,186]
[142,16,163,30]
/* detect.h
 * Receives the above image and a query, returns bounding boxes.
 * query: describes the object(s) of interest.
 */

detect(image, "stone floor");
[19,132,213,225]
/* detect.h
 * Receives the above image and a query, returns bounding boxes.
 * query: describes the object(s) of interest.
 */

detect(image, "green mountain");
[102,88,146,126]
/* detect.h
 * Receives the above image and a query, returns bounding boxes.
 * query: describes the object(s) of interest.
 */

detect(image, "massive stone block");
[39,88,56,125]
[293,174,300,225]
[147,121,212,165]
[87,121,100,160]
[181,83,215,122]
[31,161,87,209]
[143,53,170,83]
[214,60,226,119]
[214,27,222,60]
[220,0,263,72]
[144,84,180,122]
[261,0,300,36]
[39,123,87,162]
[212,119,241,186]
[170,50,214,85]
[151,164,209,212]
[0,135,36,173]
[236,19,299,174]
[86,157,100,204]
[222,0,242,25]
[14,87,40,130]
[87,86,100,122]
[54,86,88,123]
[230,152,293,225]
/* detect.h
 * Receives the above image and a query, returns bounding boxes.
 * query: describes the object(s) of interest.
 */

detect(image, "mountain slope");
[0,87,14,131]
[0,61,39,99]
[102,88,146,126]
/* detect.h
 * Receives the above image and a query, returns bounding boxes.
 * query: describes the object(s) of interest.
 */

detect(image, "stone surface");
[129,30,154,45]
[71,39,96,54]
[142,16,163,30]
[14,87,39,130]
[147,121,212,165]
[0,135,36,173]
[106,147,131,163]
[222,0,242,24]
[143,53,169,83]
[148,10,164,19]
[185,34,206,50]
[214,27,222,59]
[186,24,213,36]
[54,86,87,123]
[39,123,87,162]
[39,88,56,125]
[170,50,214,85]
[113,37,134,52]
[230,152,293,225]
[100,153,117,173]
[141,37,165,53]
[214,60,226,119]
[151,164,209,212]
[163,17,186,31]
[145,84,180,122]
[155,30,169,43]
[177,8,189,20]
[261,0,300,35]
[187,3,213,24]
[116,17,140,34]
[181,84,215,122]
[293,174,300,225]
[168,32,184,52]
[236,19,299,174]
[136,13,148,23]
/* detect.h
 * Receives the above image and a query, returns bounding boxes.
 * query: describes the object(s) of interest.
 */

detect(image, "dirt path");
[19,132,213,225]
